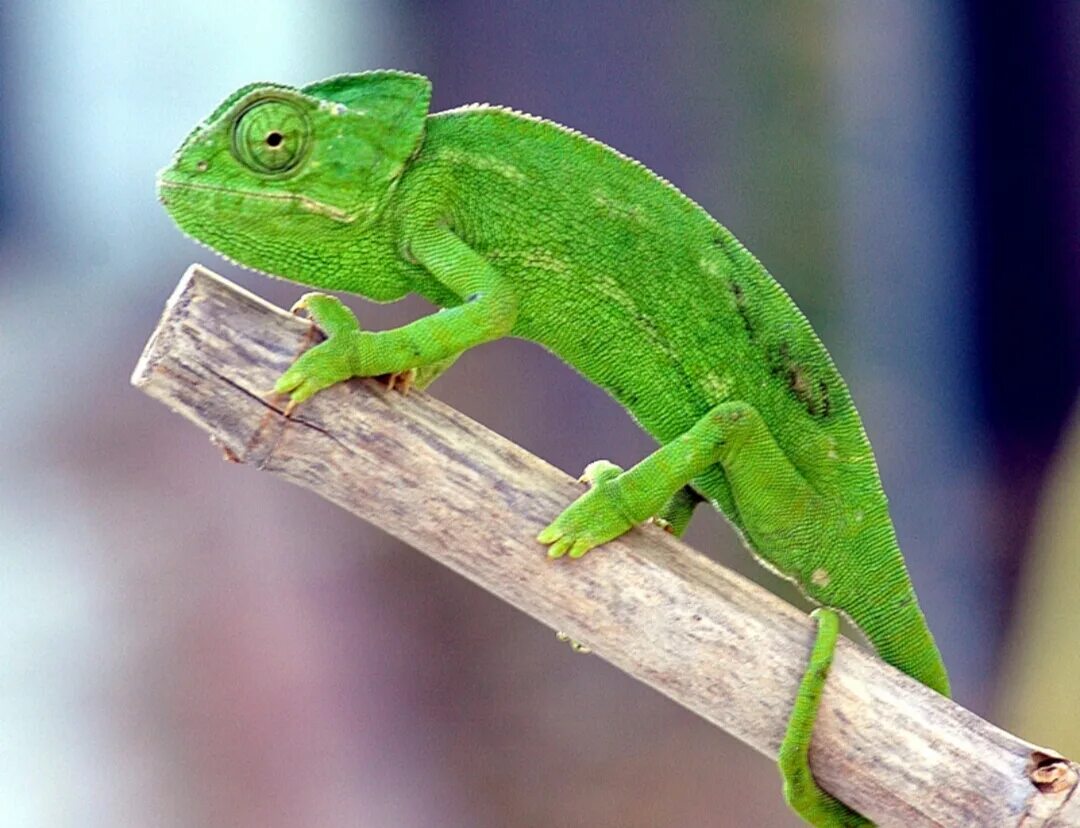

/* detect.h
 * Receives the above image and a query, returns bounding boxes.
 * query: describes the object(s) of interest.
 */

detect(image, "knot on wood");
[1027,751,1078,795]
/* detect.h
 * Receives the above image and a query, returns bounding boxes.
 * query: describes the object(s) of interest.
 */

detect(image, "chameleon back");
[399,105,949,695]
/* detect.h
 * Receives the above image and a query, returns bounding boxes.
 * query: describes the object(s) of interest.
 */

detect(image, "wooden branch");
[132,264,1080,827]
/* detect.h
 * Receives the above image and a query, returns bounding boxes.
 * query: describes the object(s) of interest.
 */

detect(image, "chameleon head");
[157,71,432,298]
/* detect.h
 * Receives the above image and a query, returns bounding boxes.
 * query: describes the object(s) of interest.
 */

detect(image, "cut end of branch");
[131,263,203,390]
[1028,750,1078,794]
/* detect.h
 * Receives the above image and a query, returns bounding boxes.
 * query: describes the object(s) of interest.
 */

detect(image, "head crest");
[302,70,431,168]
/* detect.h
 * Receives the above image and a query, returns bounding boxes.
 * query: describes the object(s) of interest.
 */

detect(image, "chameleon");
[157,70,950,826]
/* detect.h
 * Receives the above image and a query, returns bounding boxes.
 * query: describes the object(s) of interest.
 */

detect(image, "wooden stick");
[132,264,1080,827]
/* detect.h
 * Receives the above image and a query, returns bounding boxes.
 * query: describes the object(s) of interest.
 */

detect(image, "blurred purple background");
[1,3,1077,826]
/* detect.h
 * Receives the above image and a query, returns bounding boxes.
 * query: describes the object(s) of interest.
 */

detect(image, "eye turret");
[231,98,310,174]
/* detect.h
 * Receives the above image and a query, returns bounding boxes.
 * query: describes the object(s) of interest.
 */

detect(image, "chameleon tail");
[851,588,951,698]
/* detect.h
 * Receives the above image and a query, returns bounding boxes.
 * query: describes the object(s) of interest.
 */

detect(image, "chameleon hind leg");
[655,484,705,537]
[581,461,704,536]
[537,400,868,825]
[387,349,464,393]
[538,400,807,557]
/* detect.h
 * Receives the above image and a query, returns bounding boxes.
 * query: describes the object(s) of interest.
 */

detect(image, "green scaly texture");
[158,71,949,827]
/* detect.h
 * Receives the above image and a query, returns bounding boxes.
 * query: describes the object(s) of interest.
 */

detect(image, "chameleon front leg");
[287,295,464,396]
[275,225,517,409]
[538,400,867,826]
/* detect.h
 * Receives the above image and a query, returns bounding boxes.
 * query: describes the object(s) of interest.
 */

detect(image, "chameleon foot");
[276,293,366,411]
[537,460,633,559]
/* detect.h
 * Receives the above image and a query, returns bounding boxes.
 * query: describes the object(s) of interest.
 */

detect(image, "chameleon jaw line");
[156,176,356,224]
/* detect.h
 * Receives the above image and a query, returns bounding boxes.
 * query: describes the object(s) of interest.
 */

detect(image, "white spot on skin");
[593,272,639,316]
[318,100,349,116]
[593,190,647,224]
[700,372,732,400]
[433,148,527,183]
[811,568,830,588]
[824,437,839,461]
[521,249,569,274]
[699,256,721,278]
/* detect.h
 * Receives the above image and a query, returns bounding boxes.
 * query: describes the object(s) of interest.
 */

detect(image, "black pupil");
[266,131,284,148]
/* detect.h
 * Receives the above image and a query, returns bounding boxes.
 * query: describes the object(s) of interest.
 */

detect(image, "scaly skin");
[158,71,949,826]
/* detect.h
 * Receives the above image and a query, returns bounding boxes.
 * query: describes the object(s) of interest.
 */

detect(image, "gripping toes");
[537,461,633,559]
[276,293,365,413]
[290,292,361,337]
[274,339,356,411]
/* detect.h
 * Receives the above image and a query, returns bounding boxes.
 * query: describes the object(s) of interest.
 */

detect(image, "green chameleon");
[158,70,949,826]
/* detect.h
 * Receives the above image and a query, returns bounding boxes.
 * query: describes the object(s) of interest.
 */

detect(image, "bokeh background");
[1,2,1078,826]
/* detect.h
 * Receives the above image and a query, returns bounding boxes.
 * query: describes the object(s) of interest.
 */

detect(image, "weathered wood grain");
[132,264,1079,827]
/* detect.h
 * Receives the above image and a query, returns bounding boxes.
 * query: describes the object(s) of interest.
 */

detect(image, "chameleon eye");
[231,98,310,174]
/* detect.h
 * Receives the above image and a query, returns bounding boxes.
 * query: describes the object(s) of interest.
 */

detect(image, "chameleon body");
[158,71,949,826]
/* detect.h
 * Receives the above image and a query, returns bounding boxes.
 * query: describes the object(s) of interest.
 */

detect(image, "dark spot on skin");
[465,292,480,303]
[729,280,755,339]
[817,379,831,417]
[788,363,812,400]
[769,341,830,418]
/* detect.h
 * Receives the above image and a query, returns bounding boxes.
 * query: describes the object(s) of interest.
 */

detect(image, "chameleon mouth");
[155,174,355,223]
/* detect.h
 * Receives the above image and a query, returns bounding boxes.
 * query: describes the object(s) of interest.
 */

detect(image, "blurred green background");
[1,2,1077,826]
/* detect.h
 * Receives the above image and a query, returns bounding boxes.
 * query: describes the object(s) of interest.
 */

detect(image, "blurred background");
[1,2,1077,826]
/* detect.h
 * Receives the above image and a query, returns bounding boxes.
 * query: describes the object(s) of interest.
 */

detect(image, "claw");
[570,640,592,654]
[648,516,675,534]
[384,369,416,395]
[289,295,313,315]
[578,459,623,486]
[555,632,592,654]
[284,397,299,417]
